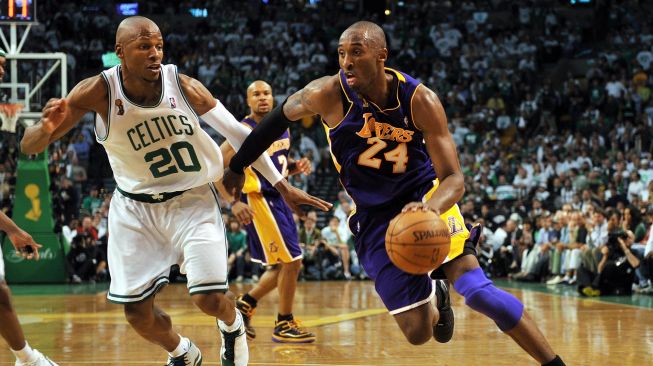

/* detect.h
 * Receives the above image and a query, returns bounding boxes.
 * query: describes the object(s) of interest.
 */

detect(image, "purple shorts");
[242,192,302,265]
[348,186,436,314]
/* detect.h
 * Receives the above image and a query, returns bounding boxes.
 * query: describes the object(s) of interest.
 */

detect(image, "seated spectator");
[81,186,103,216]
[62,218,79,246]
[77,215,98,241]
[578,230,641,296]
[226,218,258,283]
[321,216,351,280]
[547,211,587,285]
[298,211,322,279]
[66,234,108,283]
[511,215,556,282]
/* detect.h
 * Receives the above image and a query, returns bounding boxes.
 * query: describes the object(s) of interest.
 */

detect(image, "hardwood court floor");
[1,280,652,365]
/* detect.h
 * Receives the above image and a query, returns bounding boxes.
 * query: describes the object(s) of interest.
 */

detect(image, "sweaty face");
[247,83,273,115]
[338,31,381,93]
[120,27,163,82]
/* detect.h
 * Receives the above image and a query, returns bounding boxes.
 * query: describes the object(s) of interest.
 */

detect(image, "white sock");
[168,335,190,358]
[11,342,36,362]
[219,310,242,332]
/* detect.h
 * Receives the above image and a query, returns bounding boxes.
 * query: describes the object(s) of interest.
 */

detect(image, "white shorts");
[106,184,228,304]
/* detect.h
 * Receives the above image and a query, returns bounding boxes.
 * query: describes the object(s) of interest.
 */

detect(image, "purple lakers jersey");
[241,116,291,196]
[325,68,436,209]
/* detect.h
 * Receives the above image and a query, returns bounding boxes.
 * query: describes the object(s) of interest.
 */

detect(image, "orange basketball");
[385,210,451,274]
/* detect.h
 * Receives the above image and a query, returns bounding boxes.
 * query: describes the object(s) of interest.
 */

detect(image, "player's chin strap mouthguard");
[229,99,295,174]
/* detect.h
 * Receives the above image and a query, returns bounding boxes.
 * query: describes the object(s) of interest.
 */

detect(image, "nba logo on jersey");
[115,99,124,115]
[169,97,176,109]
[448,216,463,235]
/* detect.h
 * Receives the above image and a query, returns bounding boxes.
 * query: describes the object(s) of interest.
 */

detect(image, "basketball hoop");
[0,103,23,133]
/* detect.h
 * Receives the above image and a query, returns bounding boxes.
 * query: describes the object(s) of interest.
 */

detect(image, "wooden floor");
[1,281,651,365]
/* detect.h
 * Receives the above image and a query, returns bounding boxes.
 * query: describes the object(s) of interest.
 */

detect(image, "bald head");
[247,80,271,95]
[340,21,387,50]
[247,80,273,117]
[116,16,161,45]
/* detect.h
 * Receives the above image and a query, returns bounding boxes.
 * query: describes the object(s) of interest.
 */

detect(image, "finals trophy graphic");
[2,150,66,283]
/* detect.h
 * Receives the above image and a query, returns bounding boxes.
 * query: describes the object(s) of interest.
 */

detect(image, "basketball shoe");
[15,349,58,366]
[165,340,201,366]
[235,295,256,339]
[272,319,316,343]
[433,280,454,343]
[218,311,248,366]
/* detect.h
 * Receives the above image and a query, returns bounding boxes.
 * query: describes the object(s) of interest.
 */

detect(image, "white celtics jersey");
[95,64,223,194]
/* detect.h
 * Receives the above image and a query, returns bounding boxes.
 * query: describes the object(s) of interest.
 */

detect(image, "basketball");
[385,210,451,274]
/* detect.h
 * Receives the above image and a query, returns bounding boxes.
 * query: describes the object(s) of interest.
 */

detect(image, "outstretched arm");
[21,76,107,154]
[179,74,283,190]
[227,75,338,175]
[0,211,42,260]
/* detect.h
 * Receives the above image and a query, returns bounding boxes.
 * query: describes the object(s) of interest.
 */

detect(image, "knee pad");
[454,268,524,331]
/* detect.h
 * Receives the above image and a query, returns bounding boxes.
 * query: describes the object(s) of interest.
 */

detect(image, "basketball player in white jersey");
[20,16,330,366]
[0,212,58,365]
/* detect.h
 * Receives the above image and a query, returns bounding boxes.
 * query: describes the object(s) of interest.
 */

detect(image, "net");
[0,103,23,133]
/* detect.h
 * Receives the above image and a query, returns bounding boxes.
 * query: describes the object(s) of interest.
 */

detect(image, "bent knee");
[191,292,231,315]
[124,302,154,327]
[403,326,432,345]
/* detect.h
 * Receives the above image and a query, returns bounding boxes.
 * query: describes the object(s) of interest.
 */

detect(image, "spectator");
[578,230,641,296]
[321,216,351,280]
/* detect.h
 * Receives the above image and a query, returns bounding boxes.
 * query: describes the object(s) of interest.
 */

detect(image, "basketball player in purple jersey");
[219,80,315,343]
[223,21,565,365]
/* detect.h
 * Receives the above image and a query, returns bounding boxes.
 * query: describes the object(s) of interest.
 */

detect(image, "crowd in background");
[0,0,652,294]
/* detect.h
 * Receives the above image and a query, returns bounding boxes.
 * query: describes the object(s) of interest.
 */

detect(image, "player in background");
[218,80,316,343]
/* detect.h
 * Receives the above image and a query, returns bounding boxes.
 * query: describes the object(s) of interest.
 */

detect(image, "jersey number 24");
[357,137,408,173]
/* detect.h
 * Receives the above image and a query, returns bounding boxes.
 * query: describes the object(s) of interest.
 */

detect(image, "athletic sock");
[242,293,258,308]
[168,335,190,358]
[219,310,243,332]
[11,342,36,363]
[277,313,294,322]
[542,355,565,366]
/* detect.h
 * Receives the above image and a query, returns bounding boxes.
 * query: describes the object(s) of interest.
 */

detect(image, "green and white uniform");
[96,64,228,303]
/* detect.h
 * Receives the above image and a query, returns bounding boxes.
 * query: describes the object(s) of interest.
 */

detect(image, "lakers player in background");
[20,16,329,366]
[223,21,566,365]
[0,212,57,365]
[218,80,316,343]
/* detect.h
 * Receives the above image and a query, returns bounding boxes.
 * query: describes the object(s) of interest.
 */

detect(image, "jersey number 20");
[145,141,201,178]
[357,137,408,173]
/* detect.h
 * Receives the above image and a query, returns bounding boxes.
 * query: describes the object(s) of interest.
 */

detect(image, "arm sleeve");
[229,100,294,174]
[200,100,283,185]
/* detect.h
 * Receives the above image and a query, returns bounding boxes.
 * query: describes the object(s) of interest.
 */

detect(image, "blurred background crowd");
[0,0,652,295]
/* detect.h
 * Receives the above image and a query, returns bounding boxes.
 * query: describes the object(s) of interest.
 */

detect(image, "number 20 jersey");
[325,68,436,209]
[95,64,223,194]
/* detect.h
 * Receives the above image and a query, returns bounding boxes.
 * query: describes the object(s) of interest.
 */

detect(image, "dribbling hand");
[401,201,440,215]
[41,98,67,134]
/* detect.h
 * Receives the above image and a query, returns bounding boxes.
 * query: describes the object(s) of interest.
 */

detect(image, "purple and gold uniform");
[325,68,470,314]
[240,116,302,264]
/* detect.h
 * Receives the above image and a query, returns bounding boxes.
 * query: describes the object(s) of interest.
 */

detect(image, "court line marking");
[0,363,376,366]
[17,308,389,327]
[497,283,653,311]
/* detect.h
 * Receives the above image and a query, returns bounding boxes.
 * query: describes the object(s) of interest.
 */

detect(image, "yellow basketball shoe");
[235,295,256,339]
[272,319,316,343]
